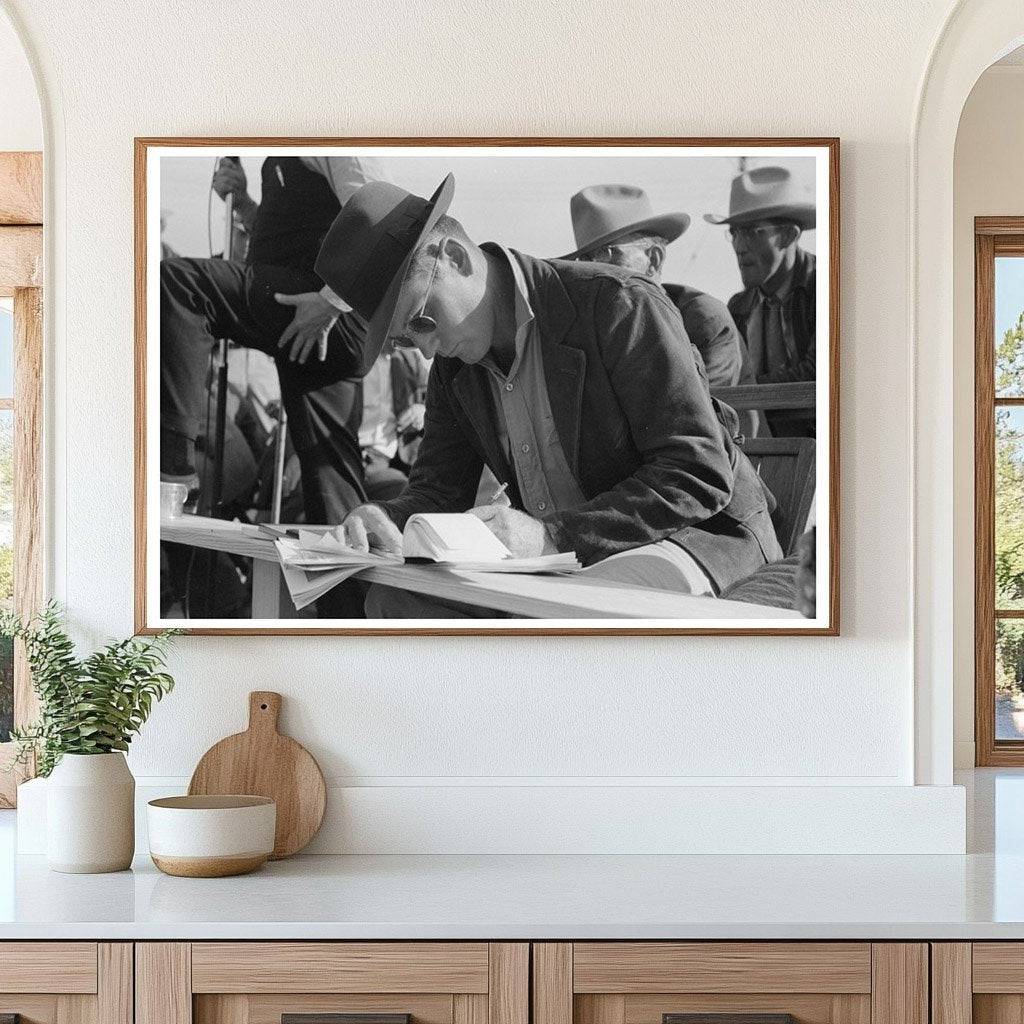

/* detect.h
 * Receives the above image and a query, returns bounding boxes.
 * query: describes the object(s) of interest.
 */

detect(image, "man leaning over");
[314,175,782,617]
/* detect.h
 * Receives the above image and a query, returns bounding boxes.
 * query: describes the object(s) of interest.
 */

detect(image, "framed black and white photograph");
[135,138,838,635]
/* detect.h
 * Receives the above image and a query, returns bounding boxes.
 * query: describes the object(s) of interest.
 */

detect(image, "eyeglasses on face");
[575,241,646,264]
[405,237,447,337]
[727,222,781,243]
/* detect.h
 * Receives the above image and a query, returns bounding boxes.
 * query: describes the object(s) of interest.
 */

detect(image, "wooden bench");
[711,380,816,416]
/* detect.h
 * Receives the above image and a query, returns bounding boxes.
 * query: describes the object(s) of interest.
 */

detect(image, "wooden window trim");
[976,217,1024,765]
[0,151,43,807]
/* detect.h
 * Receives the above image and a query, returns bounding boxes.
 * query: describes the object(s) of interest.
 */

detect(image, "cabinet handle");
[283,1016,411,1024]
[664,1016,796,1024]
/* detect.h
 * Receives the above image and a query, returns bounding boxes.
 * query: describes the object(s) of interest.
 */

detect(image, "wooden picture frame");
[0,151,43,806]
[136,137,840,636]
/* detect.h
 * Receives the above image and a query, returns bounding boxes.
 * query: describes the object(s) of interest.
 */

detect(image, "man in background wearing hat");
[562,184,749,390]
[315,175,782,618]
[707,165,816,436]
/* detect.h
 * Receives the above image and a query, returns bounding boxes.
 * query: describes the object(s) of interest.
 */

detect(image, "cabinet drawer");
[139,942,528,1024]
[0,942,130,1024]
[191,942,490,993]
[572,943,872,994]
[534,944,925,1024]
[0,942,98,993]
[973,943,1024,992]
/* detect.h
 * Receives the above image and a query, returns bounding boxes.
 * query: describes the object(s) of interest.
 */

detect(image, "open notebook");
[268,513,580,610]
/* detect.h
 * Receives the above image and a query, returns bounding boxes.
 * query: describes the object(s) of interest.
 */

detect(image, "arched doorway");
[0,3,43,807]
[913,0,1024,785]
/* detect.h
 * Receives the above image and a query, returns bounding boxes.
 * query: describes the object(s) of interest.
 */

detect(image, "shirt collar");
[501,245,535,343]
[758,254,799,304]
[482,245,536,379]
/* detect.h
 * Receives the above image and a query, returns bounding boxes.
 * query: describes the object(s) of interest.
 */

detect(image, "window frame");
[975,217,1024,765]
[0,151,43,806]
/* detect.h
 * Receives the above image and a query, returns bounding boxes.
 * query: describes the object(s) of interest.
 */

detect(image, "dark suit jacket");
[380,246,781,590]
[663,283,751,388]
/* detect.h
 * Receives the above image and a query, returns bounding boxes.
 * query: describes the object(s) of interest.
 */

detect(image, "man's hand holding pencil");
[469,480,558,559]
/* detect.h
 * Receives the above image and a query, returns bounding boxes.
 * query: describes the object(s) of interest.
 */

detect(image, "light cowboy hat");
[558,184,690,260]
[315,173,455,375]
[704,165,815,230]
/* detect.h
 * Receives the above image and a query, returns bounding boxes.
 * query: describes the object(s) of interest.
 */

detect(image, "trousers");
[160,256,368,524]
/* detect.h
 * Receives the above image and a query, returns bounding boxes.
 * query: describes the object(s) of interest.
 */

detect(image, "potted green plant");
[2,603,178,873]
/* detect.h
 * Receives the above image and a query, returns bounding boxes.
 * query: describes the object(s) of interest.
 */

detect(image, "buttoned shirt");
[478,247,586,518]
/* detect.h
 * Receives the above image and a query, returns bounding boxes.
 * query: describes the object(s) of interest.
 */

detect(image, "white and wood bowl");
[147,795,276,877]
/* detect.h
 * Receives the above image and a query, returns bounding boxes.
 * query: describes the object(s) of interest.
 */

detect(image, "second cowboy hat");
[704,165,815,230]
[315,173,455,375]
[559,184,690,260]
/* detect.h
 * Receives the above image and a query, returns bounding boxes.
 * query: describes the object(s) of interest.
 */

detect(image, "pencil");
[489,481,509,503]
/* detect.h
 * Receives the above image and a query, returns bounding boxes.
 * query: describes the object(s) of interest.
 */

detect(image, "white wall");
[0,9,39,151]
[0,0,977,851]
[952,64,1024,767]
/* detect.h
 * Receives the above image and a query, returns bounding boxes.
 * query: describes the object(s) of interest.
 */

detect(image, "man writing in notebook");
[314,175,782,617]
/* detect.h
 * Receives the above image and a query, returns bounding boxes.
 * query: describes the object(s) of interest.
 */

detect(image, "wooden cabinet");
[931,943,1024,1024]
[0,938,939,1024]
[532,943,928,1024]
[0,942,132,1024]
[136,943,528,1024]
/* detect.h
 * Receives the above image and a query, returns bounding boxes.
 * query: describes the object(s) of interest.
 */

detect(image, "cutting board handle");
[248,691,282,734]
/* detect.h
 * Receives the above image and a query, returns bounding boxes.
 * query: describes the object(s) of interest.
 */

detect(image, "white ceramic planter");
[46,752,135,873]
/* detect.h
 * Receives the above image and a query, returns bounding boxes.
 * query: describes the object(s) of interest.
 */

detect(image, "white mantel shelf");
[1,850,1024,940]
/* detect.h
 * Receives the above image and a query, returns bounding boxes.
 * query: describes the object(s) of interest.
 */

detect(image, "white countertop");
[0,769,1021,941]
[0,848,1022,940]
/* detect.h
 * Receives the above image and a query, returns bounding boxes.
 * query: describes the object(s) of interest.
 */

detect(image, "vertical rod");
[210,187,234,518]
[199,183,235,616]
[271,409,288,524]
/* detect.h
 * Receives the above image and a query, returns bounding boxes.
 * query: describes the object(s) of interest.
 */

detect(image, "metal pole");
[209,185,234,517]
[198,178,234,616]
[271,409,288,524]
[222,188,235,258]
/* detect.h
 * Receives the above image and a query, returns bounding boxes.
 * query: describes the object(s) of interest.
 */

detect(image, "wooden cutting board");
[188,691,326,859]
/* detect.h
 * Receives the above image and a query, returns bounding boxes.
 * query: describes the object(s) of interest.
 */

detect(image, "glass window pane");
[997,620,1024,740]
[996,257,1024,397]
[997,407,1024,610]
[0,301,12,399]
[0,409,12,742]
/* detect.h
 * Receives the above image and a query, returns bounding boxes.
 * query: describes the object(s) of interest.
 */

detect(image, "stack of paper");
[272,533,398,610]
[272,515,581,611]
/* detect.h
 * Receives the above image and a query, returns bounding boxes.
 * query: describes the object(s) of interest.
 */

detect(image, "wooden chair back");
[743,436,816,556]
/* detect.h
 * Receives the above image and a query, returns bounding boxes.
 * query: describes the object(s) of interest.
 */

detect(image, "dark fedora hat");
[315,173,455,375]
[559,184,690,260]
